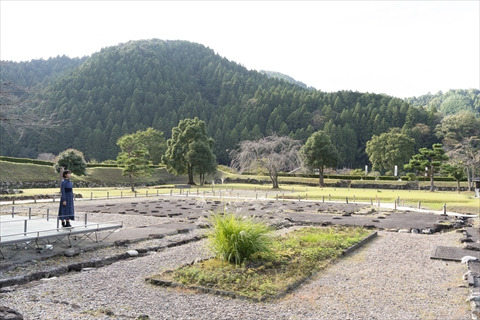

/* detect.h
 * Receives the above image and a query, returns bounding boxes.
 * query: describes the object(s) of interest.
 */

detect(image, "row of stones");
[0,235,204,290]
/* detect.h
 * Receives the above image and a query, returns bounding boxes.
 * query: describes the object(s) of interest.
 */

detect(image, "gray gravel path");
[0,230,469,320]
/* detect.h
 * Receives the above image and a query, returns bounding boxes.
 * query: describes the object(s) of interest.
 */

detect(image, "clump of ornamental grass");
[206,213,274,265]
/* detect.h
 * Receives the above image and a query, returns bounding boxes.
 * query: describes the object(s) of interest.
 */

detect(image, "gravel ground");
[0,229,470,320]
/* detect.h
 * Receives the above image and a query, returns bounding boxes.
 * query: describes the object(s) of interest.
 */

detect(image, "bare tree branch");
[0,82,60,143]
[445,136,480,190]
[230,134,302,188]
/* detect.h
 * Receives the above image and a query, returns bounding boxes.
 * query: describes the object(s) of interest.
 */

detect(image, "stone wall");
[1,181,60,190]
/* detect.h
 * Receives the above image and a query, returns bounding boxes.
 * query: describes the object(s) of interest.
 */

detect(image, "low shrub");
[206,213,274,265]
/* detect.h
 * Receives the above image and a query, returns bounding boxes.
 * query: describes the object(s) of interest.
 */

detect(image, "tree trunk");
[319,166,325,187]
[129,174,135,192]
[188,166,195,185]
[467,166,472,191]
[200,173,204,186]
[271,175,279,189]
[429,166,435,192]
[457,179,461,193]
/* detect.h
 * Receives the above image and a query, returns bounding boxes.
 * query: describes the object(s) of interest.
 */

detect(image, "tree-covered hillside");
[405,89,480,117]
[260,70,310,89]
[1,55,87,89]
[1,39,440,168]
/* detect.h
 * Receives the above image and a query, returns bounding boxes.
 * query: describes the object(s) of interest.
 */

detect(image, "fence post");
[443,203,447,215]
[11,206,14,217]
[29,207,32,219]
[418,201,421,209]
[346,197,348,204]
[91,192,93,200]
[47,208,50,221]
[107,192,109,199]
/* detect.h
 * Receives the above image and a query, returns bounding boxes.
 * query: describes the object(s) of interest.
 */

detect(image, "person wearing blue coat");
[59,170,75,227]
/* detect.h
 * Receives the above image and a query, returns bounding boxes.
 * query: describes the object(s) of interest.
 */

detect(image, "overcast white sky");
[1,1,479,98]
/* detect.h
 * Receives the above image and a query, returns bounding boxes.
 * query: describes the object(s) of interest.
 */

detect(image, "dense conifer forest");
[1,39,478,168]
[405,89,480,116]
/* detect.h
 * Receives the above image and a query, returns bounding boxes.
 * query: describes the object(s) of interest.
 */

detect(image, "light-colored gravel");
[0,230,470,320]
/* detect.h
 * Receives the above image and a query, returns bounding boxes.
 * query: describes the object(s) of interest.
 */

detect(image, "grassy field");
[1,160,479,214]
[0,161,59,181]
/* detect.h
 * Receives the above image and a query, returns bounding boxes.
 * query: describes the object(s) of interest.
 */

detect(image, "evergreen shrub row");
[0,156,53,166]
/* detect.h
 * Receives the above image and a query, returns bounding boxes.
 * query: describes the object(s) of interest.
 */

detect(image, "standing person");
[59,170,75,227]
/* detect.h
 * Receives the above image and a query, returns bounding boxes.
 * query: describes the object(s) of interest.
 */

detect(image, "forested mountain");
[405,89,480,117]
[1,39,441,168]
[259,70,310,89]
[1,55,87,89]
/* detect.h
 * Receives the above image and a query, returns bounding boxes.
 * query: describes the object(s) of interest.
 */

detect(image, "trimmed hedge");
[86,163,119,168]
[0,156,53,166]
[87,164,162,168]
[0,157,164,169]
[239,171,464,182]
